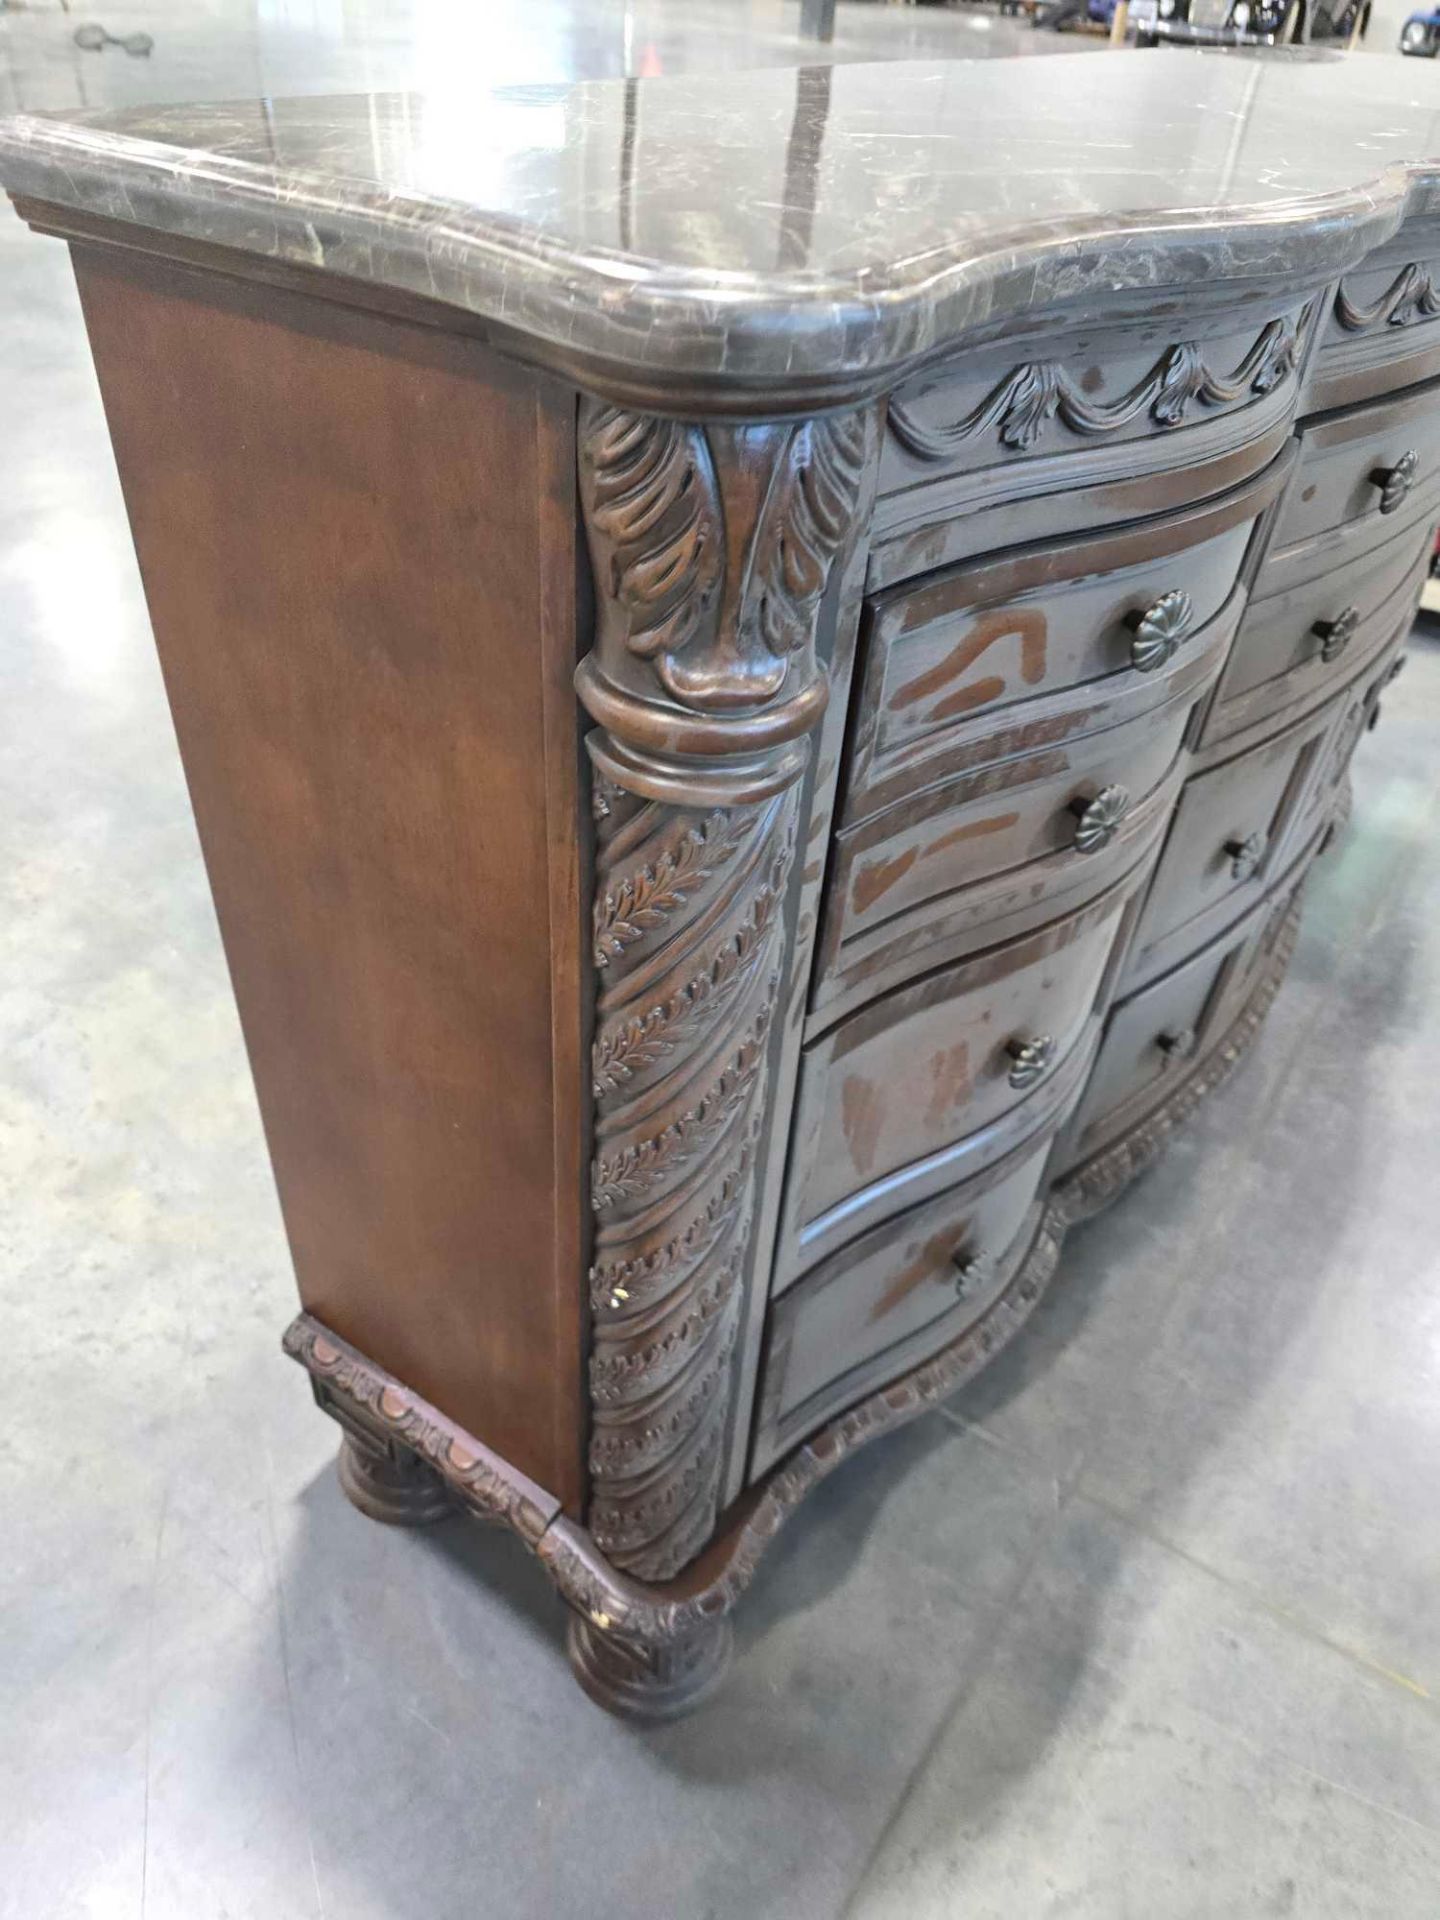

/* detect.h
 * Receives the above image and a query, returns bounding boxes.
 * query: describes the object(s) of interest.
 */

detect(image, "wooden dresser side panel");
[70,244,588,1511]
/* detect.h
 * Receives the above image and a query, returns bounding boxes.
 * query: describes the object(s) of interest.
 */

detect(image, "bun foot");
[336,1433,457,1526]
[566,1610,733,1722]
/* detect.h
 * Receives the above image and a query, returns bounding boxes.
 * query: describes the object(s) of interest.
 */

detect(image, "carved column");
[576,399,876,1584]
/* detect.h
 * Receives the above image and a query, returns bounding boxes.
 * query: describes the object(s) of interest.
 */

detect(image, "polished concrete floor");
[4,4,1440,1917]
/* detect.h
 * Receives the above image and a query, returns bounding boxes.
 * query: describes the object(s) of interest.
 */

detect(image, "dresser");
[4,52,1437,1720]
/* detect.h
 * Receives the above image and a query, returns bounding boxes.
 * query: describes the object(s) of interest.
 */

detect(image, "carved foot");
[566,1610,734,1723]
[336,1433,458,1526]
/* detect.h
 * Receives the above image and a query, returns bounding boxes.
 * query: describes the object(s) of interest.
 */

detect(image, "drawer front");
[783,882,1130,1276]
[1067,884,1300,1164]
[873,295,1311,585]
[851,460,1285,816]
[1306,234,1440,413]
[755,1132,1051,1473]
[1207,516,1431,743]
[1071,920,1247,1148]
[1271,636,1404,876]
[1264,380,1440,575]
[819,691,1191,1012]
[1127,707,1328,985]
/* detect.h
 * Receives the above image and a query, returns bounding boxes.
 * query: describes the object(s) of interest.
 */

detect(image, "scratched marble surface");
[5,52,1440,389]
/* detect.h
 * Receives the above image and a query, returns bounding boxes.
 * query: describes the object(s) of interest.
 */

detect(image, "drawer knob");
[1125,588,1194,673]
[952,1250,991,1302]
[1005,1032,1056,1090]
[1224,831,1266,881]
[1311,606,1359,664]
[1369,449,1418,514]
[1157,1027,1197,1065]
[1070,784,1131,854]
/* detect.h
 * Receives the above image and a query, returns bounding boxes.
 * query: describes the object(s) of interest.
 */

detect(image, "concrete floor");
[4,3,1440,1916]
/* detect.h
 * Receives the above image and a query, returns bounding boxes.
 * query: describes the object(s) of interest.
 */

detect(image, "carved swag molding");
[1334,262,1440,335]
[888,309,1306,460]
[576,399,877,1581]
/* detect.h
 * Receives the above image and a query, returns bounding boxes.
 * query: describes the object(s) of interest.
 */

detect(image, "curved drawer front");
[1125,693,1337,990]
[872,296,1312,585]
[754,1131,1052,1475]
[1207,515,1432,744]
[1067,884,1300,1167]
[784,883,1131,1278]
[1262,380,1440,584]
[818,690,1191,1014]
[849,464,1282,818]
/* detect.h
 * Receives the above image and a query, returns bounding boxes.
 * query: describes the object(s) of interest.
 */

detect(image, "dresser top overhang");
[4,53,1440,408]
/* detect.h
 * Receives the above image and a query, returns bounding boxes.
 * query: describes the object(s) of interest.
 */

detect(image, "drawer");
[849,454,1288,818]
[1206,516,1431,745]
[1070,916,1250,1151]
[1305,231,1440,413]
[872,294,1312,585]
[753,1130,1052,1475]
[1270,636,1404,876]
[782,880,1132,1279]
[1125,701,1331,989]
[818,682,1195,1015]
[1066,884,1299,1164]
[1263,380,1440,583]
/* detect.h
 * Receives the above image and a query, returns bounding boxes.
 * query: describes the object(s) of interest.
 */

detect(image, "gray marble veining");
[3,52,1440,401]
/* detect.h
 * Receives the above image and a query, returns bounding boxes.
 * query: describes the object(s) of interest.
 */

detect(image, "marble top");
[5,53,1440,400]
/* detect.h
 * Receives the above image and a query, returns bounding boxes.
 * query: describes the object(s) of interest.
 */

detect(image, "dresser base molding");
[285,863,1307,1716]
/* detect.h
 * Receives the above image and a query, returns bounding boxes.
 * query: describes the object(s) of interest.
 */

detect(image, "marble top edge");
[4,56,1440,399]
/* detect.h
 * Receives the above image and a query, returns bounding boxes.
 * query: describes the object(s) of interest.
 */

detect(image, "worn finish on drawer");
[754,1132,1051,1474]
[784,882,1130,1275]
[872,293,1312,584]
[850,455,1287,818]
[820,688,1191,1012]
[1206,515,1432,744]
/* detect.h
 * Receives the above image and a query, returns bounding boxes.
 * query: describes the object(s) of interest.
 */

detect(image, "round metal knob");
[1311,606,1359,665]
[1069,784,1131,855]
[1125,588,1194,673]
[1005,1032,1056,1090]
[1224,831,1265,881]
[1369,449,1417,514]
[1157,1027,1196,1065]
[952,1250,991,1302]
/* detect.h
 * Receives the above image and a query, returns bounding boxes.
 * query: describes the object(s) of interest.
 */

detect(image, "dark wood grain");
[70,241,589,1510]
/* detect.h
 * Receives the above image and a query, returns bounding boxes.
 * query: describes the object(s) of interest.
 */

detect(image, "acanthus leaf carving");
[580,405,723,684]
[580,399,875,714]
[748,408,872,661]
